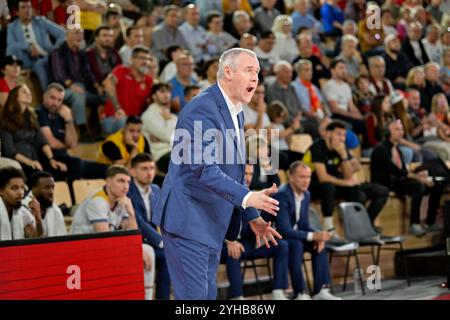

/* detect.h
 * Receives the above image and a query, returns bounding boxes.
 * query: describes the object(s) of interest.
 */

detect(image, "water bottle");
[354,267,363,294]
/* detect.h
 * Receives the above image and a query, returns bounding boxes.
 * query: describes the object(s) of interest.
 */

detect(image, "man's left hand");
[249,217,282,248]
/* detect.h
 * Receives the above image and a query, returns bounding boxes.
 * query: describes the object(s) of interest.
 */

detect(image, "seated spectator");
[383,34,413,89]
[197,0,223,26]
[292,59,330,138]
[401,22,430,67]
[198,58,219,91]
[271,15,299,63]
[36,83,108,180]
[159,45,182,84]
[128,153,170,299]
[344,0,365,22]
[320,0,344,37]
[322,59,365,135]
[229,10,254,40]
[6,0,65,89]
[102,46,153,134]
[291,0,323,42]
[293,33,330,88]
[70,164,155,299]
[370,120,444,236]
[97,116,150,167]
[357,3,385,58]
[254,31,279,78]
[0,55,21,108]
[205,11,238,58]
[406,88,428,139]
[141,83,177,173]
[335,34,365,84]
[22,171,66,237]
[352,75,374,115]
[367,56,395,97]
[179,4,213,65]
[441,49,450,93]
[246,135,280,190]
[422,24,443,65]
[302,121,365,235]
[105,3,127,50]
[333,19,358,57]
[273,161,341,300]
[243,82,271,132]
[267,100,302,170]
[381,9,397,37]
[266,60,302,122]
[239,32,258,51]
[151,5,188,63]
[50,28,104,139]
[169,52,198,112]
[406,66,426,97]
[222,163,289,300]
[426,0,444,24]
[184,84,201,104]
[86,26,122,85]
[118,26,145,66]
[421,62,445,112]
[253,0,280,35]
[364,94,395,154]
[0,85,68,179]
[0,167,37,240]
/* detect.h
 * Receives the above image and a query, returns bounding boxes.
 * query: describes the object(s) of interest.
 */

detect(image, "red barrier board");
[0,230,144,300]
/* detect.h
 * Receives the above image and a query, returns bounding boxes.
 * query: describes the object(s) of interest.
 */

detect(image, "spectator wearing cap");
[119,26,145,66]
[168,52,198,112]
[205,11,238,58]
[141,82,177,172]
[272,15,299,63]
[253,0,280,36]
[383,34,413,89]
[86,26,122,85]
[401,22,430,67]
[6,0,65,90]
[151,5,188,63]
[110,0,140,21]
[254,30,279,78]
[102,46,153,134]
[179,4,212,65]
[105,3,127,50]
[0,56,22,108]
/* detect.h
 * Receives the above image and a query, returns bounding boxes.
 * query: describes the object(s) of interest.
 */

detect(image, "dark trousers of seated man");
[391,178,444,226]
[221,239,289,299]
[309,181,366,218]
[360,183,390,224]
[152,246,171,300]
[286,239,331,296]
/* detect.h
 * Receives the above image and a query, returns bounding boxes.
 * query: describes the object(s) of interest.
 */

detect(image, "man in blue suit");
[152,48,282,300]
[222,163,289,300]
[6,0,65,89]
[273,161,341,300]
[128,153,170,299]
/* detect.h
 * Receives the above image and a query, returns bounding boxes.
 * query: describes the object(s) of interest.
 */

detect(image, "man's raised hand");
[246,183,279,216]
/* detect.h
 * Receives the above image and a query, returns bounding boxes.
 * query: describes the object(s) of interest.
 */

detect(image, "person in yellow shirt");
[77,0,107,43]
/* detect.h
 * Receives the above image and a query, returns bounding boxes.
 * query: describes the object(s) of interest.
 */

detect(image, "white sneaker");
[295,293,312,300]
[313,288,342,300]
[272,289,289,300]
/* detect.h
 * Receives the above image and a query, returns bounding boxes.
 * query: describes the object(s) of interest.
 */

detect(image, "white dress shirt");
[135,181,152,222]
[293,191,314,241]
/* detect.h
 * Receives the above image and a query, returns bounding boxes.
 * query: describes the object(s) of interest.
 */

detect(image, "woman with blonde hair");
[405,66,426,89]
[271,15,299,63]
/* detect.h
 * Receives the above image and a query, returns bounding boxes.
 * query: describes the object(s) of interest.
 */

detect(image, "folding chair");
[241,258,272,300]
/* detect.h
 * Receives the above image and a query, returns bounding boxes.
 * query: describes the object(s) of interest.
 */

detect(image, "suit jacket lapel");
[286,185,297,226]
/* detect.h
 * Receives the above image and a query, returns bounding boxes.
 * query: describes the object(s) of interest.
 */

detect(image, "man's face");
[165,9,180,28]
[235,16,252,33]
[107,13,121,28]
[67,29,84,49]
[333,62,347,80]
[18,1,32,22]
[299,63,313,81]
[240,34,256,50]
[408,24,422,41]
[389,121,405,142]
[370,59,386,78]
[425,65,440,82]
[153,87,172,106]
[131,161,156,186]
[176,57,194,78]
[388,38,401,53]
[186,6,200,26]
[260,35,276,51]
[34,177,55,209]
[290,166,311,193]
[107,174,131,198]
[297,0,308,14]
[131,51,152,75]
[97,29,114,48]
[129,29,144,47]
[225,53,260,104]
[2,62,21,78]
[427,28,439,43]
[342,40,356,56]
[245,164,254,186]
[209,16,223,33]
[43,88,65,113]
[297,36,312,55]
[185,88,201,103]
[408,90,421,110]
[276,64,293,85]
[327,127,346,148]
[124,123,142,144]
[0,178,25,210]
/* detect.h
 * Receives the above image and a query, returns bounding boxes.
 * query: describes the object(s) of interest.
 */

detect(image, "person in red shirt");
[0,55,22,108]
[102,46,153,134]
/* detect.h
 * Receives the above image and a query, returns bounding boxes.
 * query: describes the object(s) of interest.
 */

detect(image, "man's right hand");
[313,231,331,242]
[227,240,245,260]
[344,177,360,187]
[246,183,279,216]
[58,105,73,122]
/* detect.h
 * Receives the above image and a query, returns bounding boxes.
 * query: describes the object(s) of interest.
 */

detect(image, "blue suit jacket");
[152,84,259,248]
[128,181,162,248]
[272,184,315,241]
[6,16,65,57]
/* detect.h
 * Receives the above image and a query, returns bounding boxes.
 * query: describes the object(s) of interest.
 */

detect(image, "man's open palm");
[249,217,282,248]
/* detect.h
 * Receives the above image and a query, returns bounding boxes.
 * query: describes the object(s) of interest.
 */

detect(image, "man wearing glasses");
[102,46,153,134]
[6,0,65,90]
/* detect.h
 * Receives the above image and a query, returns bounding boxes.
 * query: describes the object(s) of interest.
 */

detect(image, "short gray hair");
[217,48,257,79]
[273,60,292,74]
[341,34,358,46]
[232,10,249,24]
[368,55,385,67]
[294,59,312,73]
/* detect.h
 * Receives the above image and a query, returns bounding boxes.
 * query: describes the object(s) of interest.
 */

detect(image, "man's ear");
[224,65,232,80]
